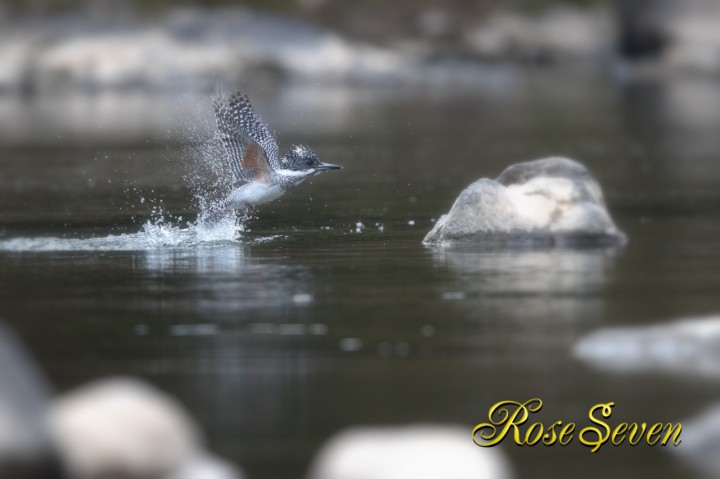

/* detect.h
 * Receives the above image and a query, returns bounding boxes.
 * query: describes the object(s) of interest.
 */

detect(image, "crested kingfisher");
[209,91,342,217]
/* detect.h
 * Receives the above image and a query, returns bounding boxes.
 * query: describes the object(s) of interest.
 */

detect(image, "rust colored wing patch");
[241,143,272,184]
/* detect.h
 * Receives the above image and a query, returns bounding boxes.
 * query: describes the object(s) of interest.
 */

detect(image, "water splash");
[0,209,280,252]
[0,92,282,253]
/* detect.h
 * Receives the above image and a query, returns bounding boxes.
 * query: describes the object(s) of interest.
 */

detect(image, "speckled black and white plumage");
[210,91,342,214]
[213,92,280,182]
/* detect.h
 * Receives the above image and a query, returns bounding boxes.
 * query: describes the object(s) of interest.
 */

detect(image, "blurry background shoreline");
[2,0,720,98]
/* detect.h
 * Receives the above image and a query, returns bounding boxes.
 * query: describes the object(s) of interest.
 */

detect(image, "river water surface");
[1,72,720,478]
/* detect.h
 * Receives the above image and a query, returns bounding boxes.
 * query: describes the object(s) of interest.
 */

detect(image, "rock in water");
[423,157,626,246]
[574,316,720,377]
[0,322,59,479]
[307,425,512,479]
[49,378,242,479]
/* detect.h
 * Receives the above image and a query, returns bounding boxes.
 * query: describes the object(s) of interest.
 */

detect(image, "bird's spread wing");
[213,92,281,184]
[214,100,251,181]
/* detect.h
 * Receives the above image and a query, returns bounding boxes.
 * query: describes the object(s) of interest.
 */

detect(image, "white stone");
[50,378,241,479]
[307,425,512,479]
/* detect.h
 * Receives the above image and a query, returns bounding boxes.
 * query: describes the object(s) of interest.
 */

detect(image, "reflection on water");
[138,246,317,317]
[430,247,617,294]
[140,247,252,274]
[0,85,368,149]
[426,247,617,340]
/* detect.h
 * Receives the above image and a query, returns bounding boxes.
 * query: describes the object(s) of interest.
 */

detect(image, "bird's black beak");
[316,162,342,171]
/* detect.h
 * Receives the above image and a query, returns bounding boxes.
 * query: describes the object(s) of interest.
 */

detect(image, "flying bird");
[210,92,342,217]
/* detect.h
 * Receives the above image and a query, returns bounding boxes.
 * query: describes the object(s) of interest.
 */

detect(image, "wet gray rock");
[0,322,59,478]
[574,316,720,376]
[423,157,626,247]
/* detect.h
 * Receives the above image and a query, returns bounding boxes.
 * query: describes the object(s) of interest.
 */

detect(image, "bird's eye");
[306,159,315,167]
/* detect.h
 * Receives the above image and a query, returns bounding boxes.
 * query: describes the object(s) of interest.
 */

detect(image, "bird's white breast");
[225,182,285,209]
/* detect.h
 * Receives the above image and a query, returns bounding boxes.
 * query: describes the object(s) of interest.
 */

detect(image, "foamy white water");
[0,213,281,252]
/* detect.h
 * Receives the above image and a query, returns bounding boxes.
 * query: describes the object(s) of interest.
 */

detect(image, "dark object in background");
[616,0,672,59]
